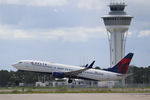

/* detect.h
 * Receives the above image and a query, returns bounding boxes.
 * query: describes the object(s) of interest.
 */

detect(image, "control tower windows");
[103,17,132,25]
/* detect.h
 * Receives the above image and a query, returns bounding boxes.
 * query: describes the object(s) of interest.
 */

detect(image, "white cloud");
[138,30,150,38]
[126,0,150,6]
[0,0,68,7]
[53,8,59,13]
[0,26,33,39]
[13,30,33,39]
[127,31,133,37]
[0,26,107,42]
[76,0,150,10]
[77,0,106,10]
[55,27,107,42]
[0,0,150,8]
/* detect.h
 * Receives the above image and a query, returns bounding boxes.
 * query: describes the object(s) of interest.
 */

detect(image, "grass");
[0,87,150,94]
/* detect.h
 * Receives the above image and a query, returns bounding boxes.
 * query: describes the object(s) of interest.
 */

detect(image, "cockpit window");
[18,62,23,63]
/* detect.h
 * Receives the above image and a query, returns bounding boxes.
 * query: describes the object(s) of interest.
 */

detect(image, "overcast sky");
[0,0,150,71]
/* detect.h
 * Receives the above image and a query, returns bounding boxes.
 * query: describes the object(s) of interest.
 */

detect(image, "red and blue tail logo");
[104,53,134,74]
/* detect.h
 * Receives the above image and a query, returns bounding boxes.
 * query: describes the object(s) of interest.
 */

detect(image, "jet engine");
[52,72,65,78]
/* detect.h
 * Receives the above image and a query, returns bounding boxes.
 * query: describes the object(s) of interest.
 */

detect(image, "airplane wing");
[64,61,95,77]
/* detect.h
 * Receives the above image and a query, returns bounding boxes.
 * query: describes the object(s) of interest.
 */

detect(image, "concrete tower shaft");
[102,2,133,67]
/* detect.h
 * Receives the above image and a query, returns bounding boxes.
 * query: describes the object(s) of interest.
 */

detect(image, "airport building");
[35,80,115,88]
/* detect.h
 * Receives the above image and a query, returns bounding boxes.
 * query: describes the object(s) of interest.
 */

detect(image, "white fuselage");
[12,60,123,81]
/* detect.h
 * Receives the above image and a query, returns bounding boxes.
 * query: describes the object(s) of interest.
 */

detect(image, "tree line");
[0,70,53,87]
[126,66,150,84]
[0,66,150,87]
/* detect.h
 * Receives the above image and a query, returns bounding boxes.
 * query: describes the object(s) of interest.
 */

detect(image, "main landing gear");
[68,78,73,83]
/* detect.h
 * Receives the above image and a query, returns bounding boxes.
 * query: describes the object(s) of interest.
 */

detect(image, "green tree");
[95,66,101,70]
[0,70,11,87]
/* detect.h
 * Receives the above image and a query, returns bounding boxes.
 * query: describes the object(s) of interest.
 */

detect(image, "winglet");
[88,61,95,68]
[85,64,88,68]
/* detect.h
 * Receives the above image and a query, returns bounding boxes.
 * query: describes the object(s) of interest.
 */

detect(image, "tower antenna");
[110,0,115,4]
[123,0,125,4]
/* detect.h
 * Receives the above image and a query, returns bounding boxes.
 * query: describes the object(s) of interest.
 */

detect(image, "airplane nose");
[12,63,18,67]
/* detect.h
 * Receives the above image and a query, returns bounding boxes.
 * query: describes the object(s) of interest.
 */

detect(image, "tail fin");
[104,53,134,74]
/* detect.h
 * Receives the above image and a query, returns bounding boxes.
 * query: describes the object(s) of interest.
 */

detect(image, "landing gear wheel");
[68,79,73,83]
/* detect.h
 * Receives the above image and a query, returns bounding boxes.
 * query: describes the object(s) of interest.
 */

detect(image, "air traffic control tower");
[102,1,133,67]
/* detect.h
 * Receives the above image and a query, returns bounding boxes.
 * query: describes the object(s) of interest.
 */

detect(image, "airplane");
[12,53,133,83]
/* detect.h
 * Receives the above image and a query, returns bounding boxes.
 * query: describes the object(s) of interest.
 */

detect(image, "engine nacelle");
[52,72,65,78]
